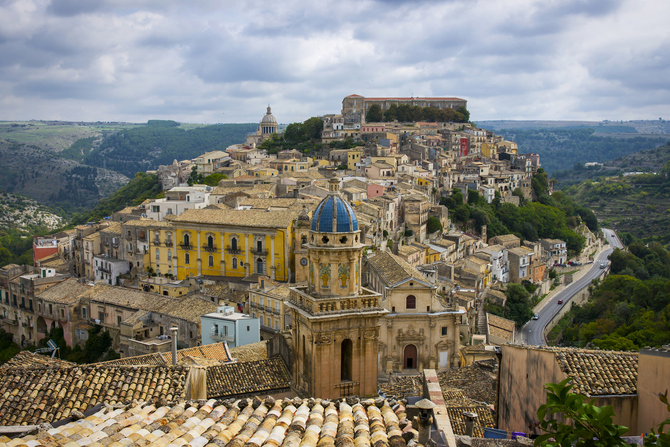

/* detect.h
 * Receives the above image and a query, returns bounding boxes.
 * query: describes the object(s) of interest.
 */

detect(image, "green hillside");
[84,122,256,178]
[548,241,670,350]
[495,127,666,175]
[562,144,670,243]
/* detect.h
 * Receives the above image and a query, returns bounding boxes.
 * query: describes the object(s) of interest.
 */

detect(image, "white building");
[200,306,260,348]
[93,255,130,286]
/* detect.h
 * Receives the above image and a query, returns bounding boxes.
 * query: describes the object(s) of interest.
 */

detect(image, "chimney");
[463,411,478,436]
[185,365,207,400]
[170,327,178,365]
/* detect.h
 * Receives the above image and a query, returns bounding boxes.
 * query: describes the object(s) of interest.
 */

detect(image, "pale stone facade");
[287,178,386,398]
[365,250,462,376]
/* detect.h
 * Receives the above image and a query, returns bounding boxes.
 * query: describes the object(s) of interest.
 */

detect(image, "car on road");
[600,263,606,269]
[557,299,563,304]
[532,314,539,320]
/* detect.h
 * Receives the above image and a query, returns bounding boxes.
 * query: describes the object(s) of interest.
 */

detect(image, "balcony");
[202,245,218,253]
[209,330,234,342]
[153,240,162,246]
[180,244,193,250]
[226,246,242,254]
[98,265,111,274]
[252,249,268,256]
[165,241,173,247]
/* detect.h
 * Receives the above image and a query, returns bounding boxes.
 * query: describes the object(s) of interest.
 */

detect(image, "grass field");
[0,121,143,151]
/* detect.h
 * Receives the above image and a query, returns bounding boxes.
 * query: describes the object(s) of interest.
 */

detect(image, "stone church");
[286,177,387,398]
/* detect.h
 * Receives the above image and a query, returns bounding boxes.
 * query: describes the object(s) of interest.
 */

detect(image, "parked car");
[557,299,563,304]
[532,314,539,320]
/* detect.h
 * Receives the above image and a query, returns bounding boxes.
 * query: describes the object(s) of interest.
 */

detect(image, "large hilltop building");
[246,105,278,147]
[342,94,468,125]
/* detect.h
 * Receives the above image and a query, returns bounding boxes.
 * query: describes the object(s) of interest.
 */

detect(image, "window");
[247,326,250,331]
[49,304,53,314]
[223,326,228,336]
[257,240,263,252]
[155,233,160,243]
[82,307,87,319]
[167,249,172,261]
[117,315,122,325]
[155,249,160,261]
[406,295,416,309]
[60,309,64,319]
[341,339,353,381]
[98,308,104,321]
[183,234,190,246]
[208,255,214,267]
[185,253,190,264]
[441,326,447,336]
[231,237,238,250]
[207,235,214,249]
[152,205,160,213]
[232,258,238,269]
[256,258,263,274]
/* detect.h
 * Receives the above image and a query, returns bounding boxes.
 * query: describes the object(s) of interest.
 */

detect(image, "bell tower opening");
[341,339,353,381]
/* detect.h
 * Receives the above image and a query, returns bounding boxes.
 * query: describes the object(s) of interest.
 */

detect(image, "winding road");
[521,229,623,346]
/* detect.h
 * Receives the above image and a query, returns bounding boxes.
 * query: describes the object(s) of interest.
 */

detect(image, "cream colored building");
[365,250,463,375]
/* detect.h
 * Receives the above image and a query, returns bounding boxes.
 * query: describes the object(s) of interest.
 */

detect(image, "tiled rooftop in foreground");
[1,397,413,447]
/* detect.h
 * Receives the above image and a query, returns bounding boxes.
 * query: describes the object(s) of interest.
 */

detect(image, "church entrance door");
[404,344,417,369]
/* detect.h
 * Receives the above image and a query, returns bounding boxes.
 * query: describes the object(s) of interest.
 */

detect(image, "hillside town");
[0,96,666,445]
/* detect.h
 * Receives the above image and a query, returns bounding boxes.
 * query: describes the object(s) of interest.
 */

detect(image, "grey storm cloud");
[0,0,666,123]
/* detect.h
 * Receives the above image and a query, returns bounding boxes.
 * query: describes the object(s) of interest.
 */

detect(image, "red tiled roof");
[345,94,364,98]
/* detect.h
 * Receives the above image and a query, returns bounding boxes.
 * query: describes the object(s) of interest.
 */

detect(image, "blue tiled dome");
[311,195,359,233]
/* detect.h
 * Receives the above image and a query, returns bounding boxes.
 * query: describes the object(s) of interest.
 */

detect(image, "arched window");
[231,237,238,251]
[155,249,160,261]
[208,255,214,267]
[406,295,416,309]
[154,233,160,244]
[341,339,353,381]
[256,258,263,274]
[183,233,190,246]
[207,235,214,249]
[167,249,172,261]
[185,253,190,265]
[232,258,238,269]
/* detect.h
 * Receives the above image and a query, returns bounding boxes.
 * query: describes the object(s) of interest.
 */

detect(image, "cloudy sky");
[0,0,668,124]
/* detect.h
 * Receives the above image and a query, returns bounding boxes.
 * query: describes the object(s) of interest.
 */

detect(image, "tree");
[426,216,443,234]
[504,283,534,327]
[456,106,470,122]
[365,104,383,123]
[535,378,629,447]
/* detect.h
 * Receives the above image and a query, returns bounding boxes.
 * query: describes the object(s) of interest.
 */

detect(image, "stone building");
[365,250,463,375]
[247,105,278,147]
[342,94,468,124]
[287,177,386,398]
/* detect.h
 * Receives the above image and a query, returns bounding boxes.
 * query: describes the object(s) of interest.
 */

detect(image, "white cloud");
[0,0,667,123]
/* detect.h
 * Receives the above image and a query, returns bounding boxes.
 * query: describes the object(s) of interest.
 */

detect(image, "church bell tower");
[287,177,386,398]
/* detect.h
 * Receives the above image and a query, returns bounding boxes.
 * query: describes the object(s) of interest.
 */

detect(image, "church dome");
[261,105,277,124]
[311,194,359,233]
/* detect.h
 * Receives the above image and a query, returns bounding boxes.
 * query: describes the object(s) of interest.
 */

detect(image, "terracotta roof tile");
[98,342,232,366]
[366,251,426,287]
[228,341,268,362]
[207,357,291,398]
[35,277,90,304]
[0,364,188,425]
[5,396,417,447]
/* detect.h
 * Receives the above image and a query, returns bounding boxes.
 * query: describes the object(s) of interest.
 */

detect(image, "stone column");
[270,235,276,280]
[349,256,356,295]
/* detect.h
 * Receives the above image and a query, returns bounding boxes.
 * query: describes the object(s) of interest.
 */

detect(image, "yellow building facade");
[347,150,363,170]
[168,208,301,282]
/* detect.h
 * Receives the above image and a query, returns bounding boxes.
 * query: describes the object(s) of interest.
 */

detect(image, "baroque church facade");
[287,178,387,398]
